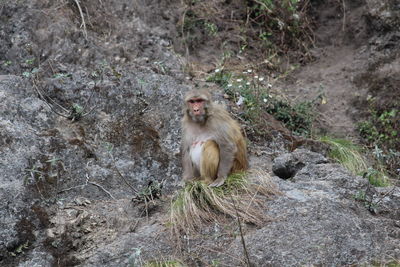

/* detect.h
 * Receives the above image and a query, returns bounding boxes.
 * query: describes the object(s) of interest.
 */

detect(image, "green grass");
[319,136,368,175]
[319,136,389,187]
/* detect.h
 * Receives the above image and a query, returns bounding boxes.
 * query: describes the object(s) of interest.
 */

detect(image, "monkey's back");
[208,103,248,172]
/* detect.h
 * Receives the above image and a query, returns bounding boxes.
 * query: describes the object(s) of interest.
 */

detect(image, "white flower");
[238,85,242,88]
[263,98,267,103]
[278,20,285,30]
[254,75,259,79]
[246,82,250,85]
[215,68,220,73]
[267,83,272,88]
[236,96,245,106]
[227,84,232,87]
[247,69,252,73]
[236,78,242,82]
[259,77,264,81]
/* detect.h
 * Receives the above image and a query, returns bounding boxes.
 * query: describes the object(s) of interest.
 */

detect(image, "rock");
[272,149,329,179]
[0,2,188,263]
[366,0,400,30]
[224,153,399,266]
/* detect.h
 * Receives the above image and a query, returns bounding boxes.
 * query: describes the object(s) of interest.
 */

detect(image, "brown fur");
[181,89,248,186]
[200,140,220,184]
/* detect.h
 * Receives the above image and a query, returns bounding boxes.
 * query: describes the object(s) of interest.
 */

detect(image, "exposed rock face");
[0,1,187,263]
[227,150,400,266]
[367,0,400,30]
[67,149,399,267]
[0,70,187,265]
[0,76,52,263]
[272,149,329,179]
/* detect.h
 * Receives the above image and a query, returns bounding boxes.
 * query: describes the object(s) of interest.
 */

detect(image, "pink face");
[188,98,206,116]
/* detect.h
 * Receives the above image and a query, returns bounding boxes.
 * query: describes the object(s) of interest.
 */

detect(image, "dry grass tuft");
[170,170,279,235]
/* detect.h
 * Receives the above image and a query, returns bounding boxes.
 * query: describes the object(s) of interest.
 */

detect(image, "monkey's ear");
[182,103,191,117]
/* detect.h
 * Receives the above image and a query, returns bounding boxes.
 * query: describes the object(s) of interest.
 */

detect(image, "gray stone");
[272,149,328,179]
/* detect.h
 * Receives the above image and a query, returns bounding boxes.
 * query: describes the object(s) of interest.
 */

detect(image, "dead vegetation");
[177,0,316,75]
[169,170,280,236]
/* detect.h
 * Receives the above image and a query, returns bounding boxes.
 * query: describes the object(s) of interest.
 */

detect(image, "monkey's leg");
[231,137,248,172]
[200,140,219,184]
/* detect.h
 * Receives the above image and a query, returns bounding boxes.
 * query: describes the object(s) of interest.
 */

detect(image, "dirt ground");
[276,1,370,140]
[181,0,373,143]
[279,46,365,139]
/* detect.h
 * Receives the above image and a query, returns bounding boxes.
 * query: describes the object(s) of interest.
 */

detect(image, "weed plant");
[319,136,389,187]
[247,0,314,55]
[207,69,316,137]
[179,0,314,62]
[358,107,400,178]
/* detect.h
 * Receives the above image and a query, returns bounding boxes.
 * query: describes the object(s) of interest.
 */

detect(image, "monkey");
[181,89,248,187]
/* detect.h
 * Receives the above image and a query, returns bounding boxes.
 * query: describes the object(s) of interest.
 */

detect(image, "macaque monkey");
[181,89,248,187]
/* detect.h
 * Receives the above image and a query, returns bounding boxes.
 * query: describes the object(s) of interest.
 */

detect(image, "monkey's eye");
[188,99,204,104]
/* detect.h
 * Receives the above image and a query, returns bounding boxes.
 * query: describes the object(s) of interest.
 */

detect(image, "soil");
[180,0,374,143]
[276,1,370,140]
[279,46,364,138]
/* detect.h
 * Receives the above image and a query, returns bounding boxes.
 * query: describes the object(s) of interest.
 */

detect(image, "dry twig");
[231,194,252,267]
[73,0,88,40]
[58,174,115,199]
[32,79,96,121]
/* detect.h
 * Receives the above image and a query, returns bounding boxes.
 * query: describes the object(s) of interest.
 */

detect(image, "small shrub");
[207,69,316,137]
[247,0,314,56]
[354,78,400,177]
[358,108,398,147]
[178,0,314,63]
[358,107,399,177]
[363,167,389,187]
[206,69,232,88]
[264,97,314,136]
[204,21,218,36]
[319,136,389,186]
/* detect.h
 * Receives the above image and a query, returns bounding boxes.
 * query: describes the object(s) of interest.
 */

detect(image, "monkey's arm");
[209,141,236,187]
[182,146,194,181]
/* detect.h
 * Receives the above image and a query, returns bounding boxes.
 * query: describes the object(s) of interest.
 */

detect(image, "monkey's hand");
[209,177,226,187]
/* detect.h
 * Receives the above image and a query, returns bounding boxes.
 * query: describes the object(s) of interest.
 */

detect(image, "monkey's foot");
[209,177,225,187]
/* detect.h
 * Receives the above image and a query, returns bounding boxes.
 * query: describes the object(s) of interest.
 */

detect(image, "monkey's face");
[187,98,208,123]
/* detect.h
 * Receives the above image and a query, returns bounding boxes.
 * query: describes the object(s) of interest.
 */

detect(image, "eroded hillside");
[0,0,399,266]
